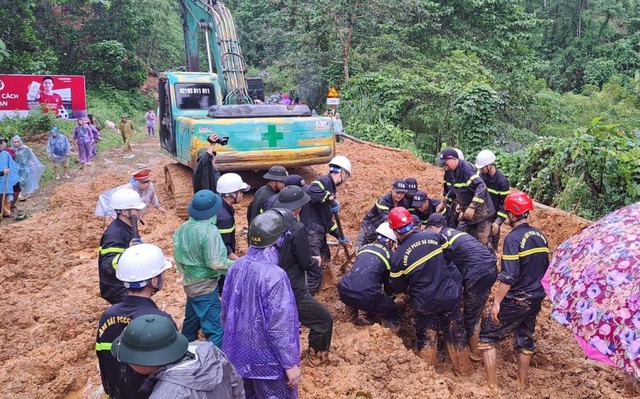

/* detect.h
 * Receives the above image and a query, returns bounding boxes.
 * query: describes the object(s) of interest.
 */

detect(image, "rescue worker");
[247,165,288,224]
[273,186,334,367]
[302,155,352,295]
[388,207,473,376]
[411,190,456,228]
[112,314,245,398]
[216,173,251,261]
[193,134,221,194]
[436,147,495,247]
[354,179,410,250]
[426,213,498,359]
[173,190,233,348]
[338,222,403,329]
[96,244,174,399]
[263,174,305,211]
[477,191,549,395]
[98,188,146,304]
[475,149,510,250]
[117,113,135,154]
[404,177,419,207]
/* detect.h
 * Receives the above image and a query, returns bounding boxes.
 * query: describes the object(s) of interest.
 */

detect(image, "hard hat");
[110,188,146,211]
[249,210,286,248]
[111,314,188,366]
[504,191,533,216]
[188,190,222,220]
[217,173,251,195]
[388,207,412,230]
[274,185,310,210]
[116,244,172,288]
[375,222,397,242]
[263,165,288,181]
[329,155,352,176]
[475,150,496,169]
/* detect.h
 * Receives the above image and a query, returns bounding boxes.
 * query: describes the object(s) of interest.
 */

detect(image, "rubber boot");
[418,346,437,368]
[468,330,482,362]
[517,352,532,386]
[302,348,329,368]
[447,343,474,377]
[482,347,499,396]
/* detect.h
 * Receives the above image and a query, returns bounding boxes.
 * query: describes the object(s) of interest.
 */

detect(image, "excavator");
[159,0,335,215]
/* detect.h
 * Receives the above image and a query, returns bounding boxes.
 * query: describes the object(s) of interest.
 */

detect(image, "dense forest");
[1,0,639,219]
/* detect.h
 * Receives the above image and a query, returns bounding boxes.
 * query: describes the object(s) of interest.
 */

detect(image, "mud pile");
[0,140,627,399]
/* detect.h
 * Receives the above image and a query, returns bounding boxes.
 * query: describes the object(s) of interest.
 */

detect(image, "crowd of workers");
[94,136,550,398]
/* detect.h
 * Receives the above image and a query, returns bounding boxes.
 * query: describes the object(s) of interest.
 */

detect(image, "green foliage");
[79,40,146,89]
[501,119,640,219]
[452,84,501,155]
[0,110,55,140]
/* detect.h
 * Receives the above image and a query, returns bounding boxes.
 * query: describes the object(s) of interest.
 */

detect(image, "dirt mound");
[0,139,630,398]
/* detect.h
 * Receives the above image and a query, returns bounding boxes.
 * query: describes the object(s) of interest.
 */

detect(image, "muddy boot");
[447,344,474,377]
[517,352,532,386]
[302,348,329,368]
[482,347,498,396]
[418,346,438,368]
[346,306,359,325]
[468,330,482,362]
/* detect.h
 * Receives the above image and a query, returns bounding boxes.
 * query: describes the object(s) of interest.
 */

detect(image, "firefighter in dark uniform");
[436,148,495,247]
[302,155,351,295]
[354,179,410,250]
[475,149,510,251]
[404,177,419,207]
[247,165,288,224]
[193,134,221,194]
[338,222,404,329]
[96,244,174,399]
[273,186,334,367]
[98,188,146,304]
[426,213,498,359]
[263,174,305,211]
[388,207,473,377]
[411,190,457,228]
[478,191,549,395]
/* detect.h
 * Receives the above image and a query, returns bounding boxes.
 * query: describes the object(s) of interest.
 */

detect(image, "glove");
[394,293,409,307]
[491,222,500,236]
[331,200,340,214]
[338,235,350,244]
[463,207,476,220]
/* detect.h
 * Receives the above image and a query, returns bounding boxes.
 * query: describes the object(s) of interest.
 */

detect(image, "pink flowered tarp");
[542,202,640,379]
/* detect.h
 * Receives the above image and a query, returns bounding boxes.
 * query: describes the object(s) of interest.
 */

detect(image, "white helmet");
[475,149,496,169]
[329,155,352,176]
[375,222,397,242]
[111,188,146,211]
[217,173,251,195]
[116,244,172,288]
[453,147,465,161]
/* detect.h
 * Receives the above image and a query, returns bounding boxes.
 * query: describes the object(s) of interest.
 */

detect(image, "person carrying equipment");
[426,213,498,360]
[477,191,549,395]
[274,186,334,367]
[98,188,146,304]
[354,179,410,250]
[475,149,510,251]
[338,222,404,329]
[302,155,352,295]
[96,244,174,398]
[247,165,288,224]
[436,148,495,247]
[388,207,473,377]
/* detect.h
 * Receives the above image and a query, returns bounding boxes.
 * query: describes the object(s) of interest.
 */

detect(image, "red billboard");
[0,74,87,120]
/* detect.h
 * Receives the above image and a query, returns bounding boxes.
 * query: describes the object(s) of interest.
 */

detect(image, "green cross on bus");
[262,125,284,147]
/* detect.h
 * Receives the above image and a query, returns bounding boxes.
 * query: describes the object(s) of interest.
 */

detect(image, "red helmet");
[388,207,412,229]
[504,191,534,216]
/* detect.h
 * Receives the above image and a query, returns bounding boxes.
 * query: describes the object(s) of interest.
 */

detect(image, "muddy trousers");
[244,378,297,399]
[457,217,492,248]
[462,269,498,341]
[479,297,543,353]
[297,293,333,352]
[338,290,401,326]
[415,303,467,351]
[182,290,223,348]
[306,229,331,296]
[354,223,377,251]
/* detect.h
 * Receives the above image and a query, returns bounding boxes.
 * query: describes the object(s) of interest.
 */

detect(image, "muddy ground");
[0,137,629,399]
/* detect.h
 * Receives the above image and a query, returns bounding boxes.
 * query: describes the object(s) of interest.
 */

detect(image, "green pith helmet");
[111,314,188,366]
[248,210,286,248]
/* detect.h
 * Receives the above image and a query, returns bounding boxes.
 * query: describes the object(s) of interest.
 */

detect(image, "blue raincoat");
[0,150,20,195]
[11,135,45,195]
[221,244,300,380]
[46,127,71,163]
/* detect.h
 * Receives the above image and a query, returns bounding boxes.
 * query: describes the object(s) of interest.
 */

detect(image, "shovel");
[330,199,355,274]
[0,174,8,224]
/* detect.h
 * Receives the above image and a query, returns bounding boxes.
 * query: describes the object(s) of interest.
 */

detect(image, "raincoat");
[221,245,300,380]
[141,341,245,399]
[11,135,45,195]
[95,179,160,218]
[46,128,71,163]
[0,150,19,195]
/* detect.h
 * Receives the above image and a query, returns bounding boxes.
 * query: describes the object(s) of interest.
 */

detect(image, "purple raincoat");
[221,246,300,380]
